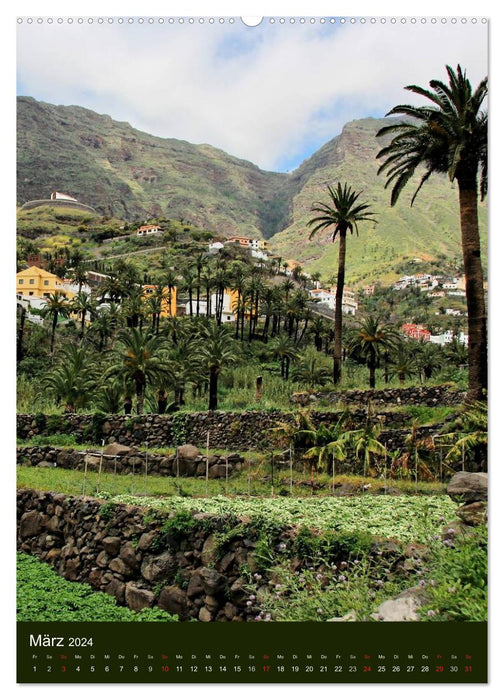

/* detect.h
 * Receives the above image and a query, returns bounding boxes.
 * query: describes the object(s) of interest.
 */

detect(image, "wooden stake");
[82,453,88,496]
[205,431,209,496]
[97,440,104,494]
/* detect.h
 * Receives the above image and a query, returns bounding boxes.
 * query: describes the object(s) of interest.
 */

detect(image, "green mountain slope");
[269,117,487,284]
[17,99,487,284]
[17,96,289,238]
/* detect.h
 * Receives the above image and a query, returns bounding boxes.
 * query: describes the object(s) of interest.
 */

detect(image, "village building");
[16,266,73,299]
[142,285,178,317]
[401,323,431,342]
[137,224,164,236]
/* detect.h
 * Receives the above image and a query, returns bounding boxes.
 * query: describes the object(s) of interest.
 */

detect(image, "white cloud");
[17,19,488,170]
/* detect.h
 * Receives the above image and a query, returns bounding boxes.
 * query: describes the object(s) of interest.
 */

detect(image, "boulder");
[447,472,488,504]
[158,585,189,618]
[102,536,122,555]
[175,444,200,476]
[140,553,177,582]
[103,443,132,457]
[371,588,424,621]
[199,567,227,597]
[457,501,487,526]
[19,510,42,538]
[187,573,205,598]
[125,583,155,611]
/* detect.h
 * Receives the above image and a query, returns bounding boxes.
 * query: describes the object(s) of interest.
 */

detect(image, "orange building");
[142,285,177,317]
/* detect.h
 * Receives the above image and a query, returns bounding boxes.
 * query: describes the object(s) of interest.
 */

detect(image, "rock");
[102,536,121,555]
[137,531,157,551]
[201,534,218,566]
[140,553,177,582]
[204,595,220,613]
[109,557,132,575]
[158,586,189,618]
[371,588,424,621]
[125,583,155,611]
[229,578,249,605]
[105,579,125,604]
[119,543,139,570]
[96,550,109,568]
[223,602,238,620]
[187,573,204,598]
[327,611,357,622]
[456,501,487,526]
[103,443,131,456]
[199,567,227,597]
[198,607,213,622]
[447,472,488,504]
[176,445,200,476]
[19,510,43,537]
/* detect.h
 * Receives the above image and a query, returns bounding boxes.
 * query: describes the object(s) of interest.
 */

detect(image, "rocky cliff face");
[17,98,487,282]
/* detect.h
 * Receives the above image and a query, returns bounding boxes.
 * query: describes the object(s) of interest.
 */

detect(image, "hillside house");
[50,191,78,202]
[142,285,178,317]
[137,225,164,236]
[401,323,431,342]
[16,266,72,299]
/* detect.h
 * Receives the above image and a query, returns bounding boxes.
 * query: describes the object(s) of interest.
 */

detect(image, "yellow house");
[16,266,72,299]
[142,285,178,317]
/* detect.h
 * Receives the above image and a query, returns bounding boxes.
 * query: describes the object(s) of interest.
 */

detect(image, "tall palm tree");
[107,328,169,414]
[308,183,376,384]
[70,291,94,340]
[42,344,97,412]
[39,292,70,354]
[376,65,487,402]
[270,333,300,381]
[349,315,398,389]
[200,324,239,410]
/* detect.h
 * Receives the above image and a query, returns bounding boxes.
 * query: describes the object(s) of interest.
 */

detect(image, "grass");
[17,552,177,622]
[16,464,446,500]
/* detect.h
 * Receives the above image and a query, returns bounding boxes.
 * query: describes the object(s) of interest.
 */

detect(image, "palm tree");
[39,292,70,354]
[42,344,97,412]
[308,183,376,384]
[270,333,300,380]
[349,315,398,388]
[70,291,94,340]
[389,340,417,385]
[200,324,239,410]
[107,328,169,414]
[376,65,487,402]
[70,265,89,294]
[292,357,332,390]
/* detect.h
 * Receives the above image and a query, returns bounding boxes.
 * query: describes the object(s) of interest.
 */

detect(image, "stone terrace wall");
[17,445,244,479]
[16,489,285,622]
[17,403,440,451]
[293,385,465,407]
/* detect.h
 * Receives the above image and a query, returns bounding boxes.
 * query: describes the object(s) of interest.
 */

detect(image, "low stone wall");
[17,406,423,451]
[16,444,244,479]
[292,384,465,407]
[16,489,286,622]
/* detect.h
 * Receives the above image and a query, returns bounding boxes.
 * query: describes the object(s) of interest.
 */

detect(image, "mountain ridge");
[17,97,487,283]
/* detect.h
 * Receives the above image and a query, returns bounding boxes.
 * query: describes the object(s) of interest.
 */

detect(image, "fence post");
[82,453,88,496]
[289,443,293,496]
[97,440,105,494]
[205,431,209,497]
[225,452,229,496]
[144,441,148,494]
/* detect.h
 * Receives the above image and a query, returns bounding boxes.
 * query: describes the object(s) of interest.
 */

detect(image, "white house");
[429,329,468,347]
[137,225,163,236]
[51,191,78,202]
[208,241,224,254]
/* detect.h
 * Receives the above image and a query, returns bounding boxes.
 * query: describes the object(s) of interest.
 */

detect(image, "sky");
[16,16,488,172]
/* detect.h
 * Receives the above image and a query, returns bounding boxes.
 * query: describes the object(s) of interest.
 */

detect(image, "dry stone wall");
[17,444,244,479]
[17,405,438,451]
[16,488,283,622]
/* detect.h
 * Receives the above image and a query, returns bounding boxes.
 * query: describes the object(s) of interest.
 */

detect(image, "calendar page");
[15,12,488,684]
